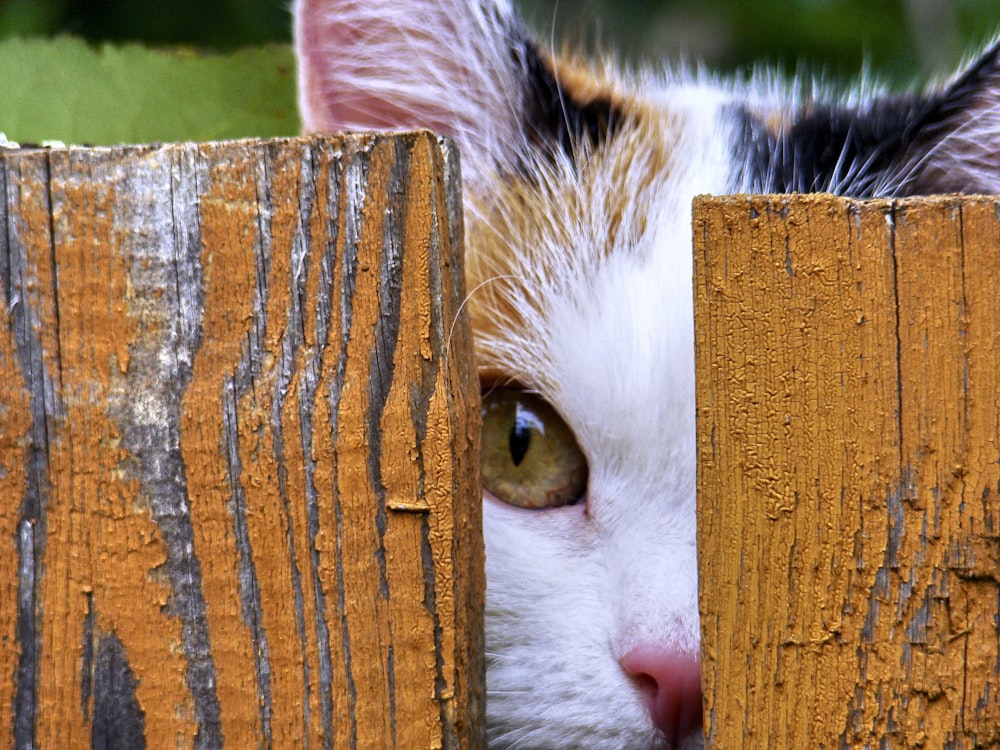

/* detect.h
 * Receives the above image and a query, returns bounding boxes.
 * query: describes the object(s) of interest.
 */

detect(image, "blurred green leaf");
[0,37,299,145]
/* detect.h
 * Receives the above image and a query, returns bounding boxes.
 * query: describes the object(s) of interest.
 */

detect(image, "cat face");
[295,2,1000,746]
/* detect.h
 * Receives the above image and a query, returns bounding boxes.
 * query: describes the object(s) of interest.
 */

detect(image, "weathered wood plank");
[0,133,483,749]
[695,193,1000,749]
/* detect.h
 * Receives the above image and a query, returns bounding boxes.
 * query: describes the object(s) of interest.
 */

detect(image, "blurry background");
[0,0,999,85]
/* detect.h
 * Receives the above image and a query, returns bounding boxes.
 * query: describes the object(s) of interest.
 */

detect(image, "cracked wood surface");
[694,193,1000,748]
[0,133,484,749]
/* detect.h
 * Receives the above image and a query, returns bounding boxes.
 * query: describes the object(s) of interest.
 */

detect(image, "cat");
[293,1,1000,747]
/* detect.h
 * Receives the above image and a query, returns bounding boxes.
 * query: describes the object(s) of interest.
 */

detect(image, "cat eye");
[480,388,588,509]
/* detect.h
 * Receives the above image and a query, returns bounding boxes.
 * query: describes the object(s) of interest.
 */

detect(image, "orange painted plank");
[695,194,1000,748]
[0,133,483,749]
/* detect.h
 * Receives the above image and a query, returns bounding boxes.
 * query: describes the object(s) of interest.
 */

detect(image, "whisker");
[447,273,520,356]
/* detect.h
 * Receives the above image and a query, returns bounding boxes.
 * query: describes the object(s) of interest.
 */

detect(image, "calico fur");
[294,2,1000,747]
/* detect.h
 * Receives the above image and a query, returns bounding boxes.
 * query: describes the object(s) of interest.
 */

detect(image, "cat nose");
[620,646,703,747]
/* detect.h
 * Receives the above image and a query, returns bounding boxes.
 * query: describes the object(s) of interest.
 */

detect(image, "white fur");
[474,89,730,749]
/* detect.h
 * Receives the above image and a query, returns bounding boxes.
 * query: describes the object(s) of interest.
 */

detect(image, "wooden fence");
[7,141,997,749]
[0,133,484,749]
[695,194,1000,748]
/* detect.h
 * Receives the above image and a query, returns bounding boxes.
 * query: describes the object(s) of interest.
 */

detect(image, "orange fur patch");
[462,75,680,388]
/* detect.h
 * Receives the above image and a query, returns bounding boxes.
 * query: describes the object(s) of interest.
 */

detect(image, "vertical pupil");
[509,416,531,467]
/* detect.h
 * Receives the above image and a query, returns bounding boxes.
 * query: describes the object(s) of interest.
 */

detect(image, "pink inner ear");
[295,0,486,138]
[295,0,359,134]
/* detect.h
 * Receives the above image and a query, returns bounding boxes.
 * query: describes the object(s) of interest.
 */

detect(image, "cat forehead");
[464,122,668,373]
[463,85,735,393]
[471,117,675,264]
[461,51,736,276]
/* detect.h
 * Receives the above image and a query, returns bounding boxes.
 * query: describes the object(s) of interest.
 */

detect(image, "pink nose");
[620,646,703,747]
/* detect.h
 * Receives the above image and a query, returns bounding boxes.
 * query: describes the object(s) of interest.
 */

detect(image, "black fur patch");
[514,38,623,161]
[739,38,1000,196]
[738,96,927,196]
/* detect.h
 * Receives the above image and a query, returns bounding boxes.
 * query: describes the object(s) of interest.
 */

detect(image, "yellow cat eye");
[480,388,589,509]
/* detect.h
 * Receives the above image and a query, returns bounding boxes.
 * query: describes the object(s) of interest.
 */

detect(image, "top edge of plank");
[0,130,454,157]
[693,192,1000,212]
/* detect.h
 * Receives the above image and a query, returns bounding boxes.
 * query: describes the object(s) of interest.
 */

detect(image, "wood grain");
[0,133,483,749]
[694,193,1000,748]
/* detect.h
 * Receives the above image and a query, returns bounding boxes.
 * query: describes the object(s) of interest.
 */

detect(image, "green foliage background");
[0,0,998,144]
[0,38,297,144]
[4,0,1000,80]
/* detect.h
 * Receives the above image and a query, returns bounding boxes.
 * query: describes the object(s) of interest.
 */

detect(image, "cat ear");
[294,0,530,183]
[293,0,622,185]
[905,39,1000,193]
